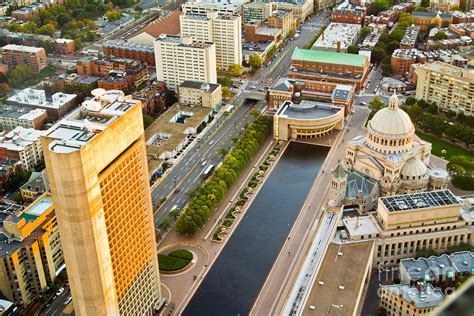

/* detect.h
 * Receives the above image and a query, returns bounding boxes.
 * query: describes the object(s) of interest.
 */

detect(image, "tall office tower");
[42,89,161,315]
[416,61,474,116]
[154,34,217,89]
[180,12,242,71]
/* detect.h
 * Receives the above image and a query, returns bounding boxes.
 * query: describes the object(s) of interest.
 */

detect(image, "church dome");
[400,157,427,179]
[369,93,414,137]
[366,92,415,154]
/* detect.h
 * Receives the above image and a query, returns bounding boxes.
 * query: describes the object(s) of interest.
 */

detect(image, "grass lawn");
[158,249,193,271]
[416,132,473,161]
[168,249,193,261]
[158,254,190,271]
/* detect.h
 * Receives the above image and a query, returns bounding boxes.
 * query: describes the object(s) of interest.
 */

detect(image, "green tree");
[105,10,121,22]
[346,45,359,54]
[222,86,233,99]
[74,38,83,50]
[371,47,387,64]
[217,76,232,87]
[382,62,392,75]
[248,54,263,69]
[8,66,34,88]
[405,97,417,106]
[369,96,385,113]
[434,30,448,40]
[428,103,438,114]
[420,0,430,7]
[228,64,243,77]
[143,114,154,129]
[368,0,389,15]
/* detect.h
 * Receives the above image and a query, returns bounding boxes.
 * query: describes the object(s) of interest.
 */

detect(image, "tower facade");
[42,89,161,315]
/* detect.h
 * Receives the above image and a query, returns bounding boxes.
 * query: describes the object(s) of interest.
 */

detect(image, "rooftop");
[383,283,444,309]
[179,81,220,93]
[292,48,367,67]
[276,100,343,120]
[104,40,154,52]
[400,251,474,281]
[155,34,214,48]
[304,242,374,316]
[44,89,139,154]
[343,214,381,238]
[380,190,459,212]
[145,103,212,174]
[20,170,49,195]
[0,127,44,152]
[0,105,46,121]
[312,23,361,51]
[1,44,44,53]
[7,88,76,109]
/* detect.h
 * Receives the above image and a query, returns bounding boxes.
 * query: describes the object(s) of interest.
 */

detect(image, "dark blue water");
[183,142,329,316]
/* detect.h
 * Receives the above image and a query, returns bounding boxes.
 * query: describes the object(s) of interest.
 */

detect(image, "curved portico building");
[274,100,344,141]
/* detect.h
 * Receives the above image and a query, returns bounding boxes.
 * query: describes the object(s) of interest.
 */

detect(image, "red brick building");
[102,40,155,66]
[331,9,364,24]
[53,39,75,55]
[1,44,47,72]
[244,22,282,43]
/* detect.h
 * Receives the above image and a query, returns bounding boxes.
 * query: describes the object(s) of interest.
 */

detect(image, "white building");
[181,0,250,15]
[312,22,361,52]
[154,35,217,89]
[0,105,47,130]
[0,127,45,170]
[180,12,242,70]
[416,61,474,116]
[6,88,77,118]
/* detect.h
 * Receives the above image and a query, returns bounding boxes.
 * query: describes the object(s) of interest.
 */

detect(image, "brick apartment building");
[102,40,155,66]
[331,9,364,24]
[244,21,282,43]
[52,39,75,55]
[1,44,47,72]
[267,9,296,36]
[76,57,149,91]
[0,32,75,55]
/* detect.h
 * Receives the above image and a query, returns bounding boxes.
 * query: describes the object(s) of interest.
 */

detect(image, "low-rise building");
[416,61,474,116]
[0,158,22,192]
[11,2,46,21]
[273,100,344,141]
[0,127,44,170]
[52,38,75,55]
[102,40,155,66]
[331,8,365,24]
[1,44,47,72]
[146,103,213,178]
[0,105,47,130]
[19,169,49,201]
[391,49,425,75]
[53,73,99,94]
[0,193,64,306]
[400,251,474,284]
[242,1,272,24]
[272,0,314,21]
[311,23,361,52]
[267,9,296,36]
[244,21,282,43]
[339,190,473,266]
[268,77,355,113]
[289,49,369,90]
[380,283,444,315]
[400,25,420,49]
[7,88,77,119]
[177,81,222,109]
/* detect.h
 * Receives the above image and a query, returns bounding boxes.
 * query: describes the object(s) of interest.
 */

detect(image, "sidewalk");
[157,135,275,315]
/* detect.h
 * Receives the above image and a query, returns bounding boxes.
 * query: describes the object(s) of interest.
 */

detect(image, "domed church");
[329,92,448,212]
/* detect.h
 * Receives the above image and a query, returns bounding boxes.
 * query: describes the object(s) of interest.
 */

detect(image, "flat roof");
[44,90,139,153]
[343,214,381,237]
[304,241,374,316]
[7,88,76,109]
[312,23,360,51]
[276,100,342,120]
[382,283,444,309]
[0,105,46,121]
[380,190,459,212]
[292,49,366,67]
[2,44,44,53]
[400,251,474,281]
[145,103,212,174]
[179,81,220,93]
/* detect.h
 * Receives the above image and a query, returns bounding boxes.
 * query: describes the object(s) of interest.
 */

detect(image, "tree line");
[175,111,272,235]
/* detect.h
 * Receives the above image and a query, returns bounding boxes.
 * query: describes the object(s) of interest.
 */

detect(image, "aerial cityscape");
[0,0,472,314]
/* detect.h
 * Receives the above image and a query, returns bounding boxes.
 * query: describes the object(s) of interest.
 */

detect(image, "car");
[174,187,182,194]
[56,287,64,296]
[359,102,367,105]
[201,160,207,167]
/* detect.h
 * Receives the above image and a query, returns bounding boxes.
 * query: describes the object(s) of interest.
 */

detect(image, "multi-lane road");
[151,10,331,226]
